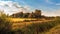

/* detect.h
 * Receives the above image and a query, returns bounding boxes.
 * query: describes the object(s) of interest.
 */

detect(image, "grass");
[1,16,60,34]
[7,18,37,22]
[10,19,60,34]
[45,25,60,34]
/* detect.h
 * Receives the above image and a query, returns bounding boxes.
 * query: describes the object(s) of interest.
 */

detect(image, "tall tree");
[34,9,41,18]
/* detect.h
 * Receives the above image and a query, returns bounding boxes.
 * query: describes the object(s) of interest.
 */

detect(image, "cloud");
[45,0,49,2]
[42,10,60,16]
[0,1,21,14]
[45,0,53,4]
[56,3,60,6]
[0,1,31,15]
[0,0,11,1]
[42,11,55,16]
[55,10,60,16]
[14,0,27,5]
[45,0,60,6]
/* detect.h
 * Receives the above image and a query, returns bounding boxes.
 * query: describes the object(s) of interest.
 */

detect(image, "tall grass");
[19,19,60,34]
[0,13,12,34]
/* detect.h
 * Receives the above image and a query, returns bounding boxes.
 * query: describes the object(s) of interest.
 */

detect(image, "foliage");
[11,9,42,18]
[0,12,12,34]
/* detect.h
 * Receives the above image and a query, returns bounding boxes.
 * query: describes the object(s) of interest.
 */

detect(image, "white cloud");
[0,1,31,15]
[45,0,60,6]
[45,0,53,4]
[56,3,60,6]
[42,10,60,16]
[54,10,60,16]
[14,0,27,5]
[0,0,11,1]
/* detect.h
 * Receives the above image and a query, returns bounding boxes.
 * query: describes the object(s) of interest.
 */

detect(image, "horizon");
[0,0,60,16]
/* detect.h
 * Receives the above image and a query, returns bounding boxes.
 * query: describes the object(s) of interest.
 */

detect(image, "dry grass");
[7,18,54,30]
[5,17,60,34]
[7,18,37,22]
[45,25,60,34]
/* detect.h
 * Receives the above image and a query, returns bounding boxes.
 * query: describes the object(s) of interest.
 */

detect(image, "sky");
[0,0,60,16]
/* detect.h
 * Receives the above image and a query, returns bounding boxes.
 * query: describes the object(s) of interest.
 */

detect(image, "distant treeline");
[11,9,43,18]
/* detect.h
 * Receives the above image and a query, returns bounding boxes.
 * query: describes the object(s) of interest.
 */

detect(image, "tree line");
[11,9,42,18]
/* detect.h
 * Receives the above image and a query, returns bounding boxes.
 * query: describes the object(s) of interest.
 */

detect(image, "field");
[8,18,55,29]
[1,16,60,34]
[9,18,60,34]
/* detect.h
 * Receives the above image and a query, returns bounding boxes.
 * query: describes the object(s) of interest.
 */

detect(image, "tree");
[34,9,41,18]
[28,12,35,18]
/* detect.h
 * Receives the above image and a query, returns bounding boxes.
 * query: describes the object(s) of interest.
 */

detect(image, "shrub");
[0,13,12,34]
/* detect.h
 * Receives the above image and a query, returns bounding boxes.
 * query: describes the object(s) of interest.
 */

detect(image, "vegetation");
[10,17,60,34]
[19,19,60,34]
[11,9,42,18]
[45,25,60,34]
[0,11,60,34]
[0,12,12,34]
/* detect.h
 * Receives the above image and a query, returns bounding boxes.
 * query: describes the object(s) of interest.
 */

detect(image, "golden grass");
[45,25,60,34]
[7,18,37,22]
[7,18,54,30]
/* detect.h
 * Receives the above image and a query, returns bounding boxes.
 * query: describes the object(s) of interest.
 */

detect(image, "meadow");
[0,13,60,34]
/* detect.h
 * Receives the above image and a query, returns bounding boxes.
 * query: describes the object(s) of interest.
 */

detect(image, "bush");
[0,13,12,34]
